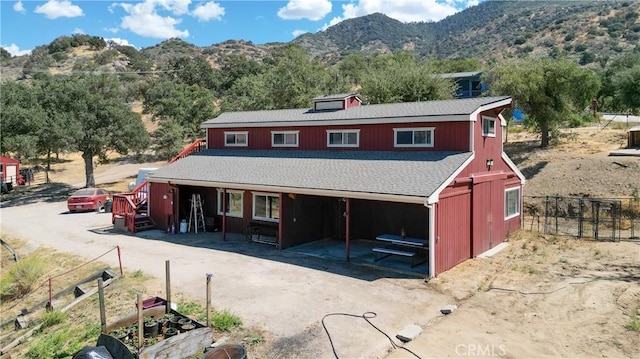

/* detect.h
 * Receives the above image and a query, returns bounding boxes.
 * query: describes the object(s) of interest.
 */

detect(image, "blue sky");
[1,0,481,56]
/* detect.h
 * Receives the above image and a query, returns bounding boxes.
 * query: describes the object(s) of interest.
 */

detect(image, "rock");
[396,324,422,343]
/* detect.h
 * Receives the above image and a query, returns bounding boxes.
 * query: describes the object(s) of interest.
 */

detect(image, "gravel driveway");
[0,199,448,358]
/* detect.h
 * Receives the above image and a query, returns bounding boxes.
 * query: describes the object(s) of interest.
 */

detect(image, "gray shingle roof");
[202,96,511,127]
[150,150,472,200]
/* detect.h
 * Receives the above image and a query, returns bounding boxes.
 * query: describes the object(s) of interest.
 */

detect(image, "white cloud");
[292,29,309,38]
[105,38,136,48]
[192,1,225,22]
[322,0,460,30]
[13,0,26,13]
[278,0,332,21]
[117,1,189,39]
[1,43,32,57]
[73,28,84,34]
[34,0,84,20]
[104,27,120,34]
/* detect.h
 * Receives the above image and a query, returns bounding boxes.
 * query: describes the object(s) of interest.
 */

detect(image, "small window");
[505,187,520,220]
[271,131,299,147]
[327,130,360,147]
[217,190,243,218]
[482,117,496,137]
[253,192,279,222]
[224,131,248,146]
[394,127,434,147]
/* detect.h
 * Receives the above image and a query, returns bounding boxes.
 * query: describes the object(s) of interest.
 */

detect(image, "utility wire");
[321,311,422,359]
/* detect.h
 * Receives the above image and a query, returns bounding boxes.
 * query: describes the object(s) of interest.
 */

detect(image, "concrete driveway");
[0,199,449,358]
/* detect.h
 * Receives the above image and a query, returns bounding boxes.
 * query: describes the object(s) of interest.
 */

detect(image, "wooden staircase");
[112,139,206,233]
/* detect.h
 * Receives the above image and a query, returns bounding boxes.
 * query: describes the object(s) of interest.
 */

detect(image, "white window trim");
[271,130,299,148]
[252,192,280,223]
[217,189,243,218]
[393,127,435,148]
[482,116,496,137]
[504,187,521,220]
[326,129,360,148]
[224,131,248,147]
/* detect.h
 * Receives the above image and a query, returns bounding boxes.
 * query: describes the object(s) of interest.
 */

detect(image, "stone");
[395,324,422,343]
[441,304,458,315]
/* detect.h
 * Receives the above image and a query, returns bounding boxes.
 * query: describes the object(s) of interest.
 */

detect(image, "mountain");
[294,0,640,62]
[2,0,639,80]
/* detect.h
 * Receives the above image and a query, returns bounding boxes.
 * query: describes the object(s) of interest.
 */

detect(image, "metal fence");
[523,195,639,241]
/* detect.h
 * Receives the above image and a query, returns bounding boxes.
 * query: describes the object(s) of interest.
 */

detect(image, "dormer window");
[272,131,299,147]
[225,131,248,147]
[482,116,496,137]
[312,93,362,111]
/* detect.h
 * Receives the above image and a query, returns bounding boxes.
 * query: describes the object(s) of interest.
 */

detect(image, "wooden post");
[98,278,107,334]
[165,260,171,314]
[278,192,283,249]
[137,293,143,350]
[345,198,350,262]
[222,189,227,241]
[206,273,213,327]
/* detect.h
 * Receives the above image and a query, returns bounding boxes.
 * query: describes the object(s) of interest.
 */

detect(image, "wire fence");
[523,195,639,241]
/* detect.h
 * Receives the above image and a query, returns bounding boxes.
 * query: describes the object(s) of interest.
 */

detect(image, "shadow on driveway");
[98,228,428,282]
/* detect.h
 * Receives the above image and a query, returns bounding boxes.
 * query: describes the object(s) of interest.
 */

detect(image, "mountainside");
[1,0,639,80]
[295,0,640,62]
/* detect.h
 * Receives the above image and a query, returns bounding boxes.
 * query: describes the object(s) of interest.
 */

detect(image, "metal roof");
[438,71,484,79]
[150,150,473,201]
[202,96,511,127]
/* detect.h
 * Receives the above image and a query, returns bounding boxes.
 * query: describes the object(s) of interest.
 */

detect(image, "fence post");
[544,196,549,234]
[117,245,123,276]
[48,278,53,311]
[555,196,559,235]
[578,198,584,238]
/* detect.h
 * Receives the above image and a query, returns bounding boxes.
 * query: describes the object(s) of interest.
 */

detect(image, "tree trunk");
[540,121,550,148]
[82,153,95,188]
[46,150,51,171]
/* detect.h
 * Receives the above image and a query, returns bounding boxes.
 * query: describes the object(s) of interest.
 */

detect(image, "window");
[271,131,299,147]
[327,130,360,147]
[505,187,520,220]
[224,131,248,146]
[253,193,279,222]
[394,127,434,147]
[217,190,243,217]
[482,117,496,137]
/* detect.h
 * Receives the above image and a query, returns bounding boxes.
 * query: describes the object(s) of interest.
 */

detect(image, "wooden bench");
[374,234,428,267]
[246,221,279,248]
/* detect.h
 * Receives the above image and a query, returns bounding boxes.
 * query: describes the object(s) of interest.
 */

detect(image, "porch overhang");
[148,150,473,205]
[149,177,427,204]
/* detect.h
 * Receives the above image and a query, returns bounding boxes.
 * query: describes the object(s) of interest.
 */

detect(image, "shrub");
[42,310,68,328]
[0,256,45,299]
[211,309,242,332]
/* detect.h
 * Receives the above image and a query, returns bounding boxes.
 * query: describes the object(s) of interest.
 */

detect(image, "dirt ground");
[1,124,639,358]
[505,125,640,198]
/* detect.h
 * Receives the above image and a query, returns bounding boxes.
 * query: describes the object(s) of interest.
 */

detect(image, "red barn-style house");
[143,94,524,277]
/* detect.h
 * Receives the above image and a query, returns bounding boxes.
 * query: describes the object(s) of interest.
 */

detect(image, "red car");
[67,188,111,212]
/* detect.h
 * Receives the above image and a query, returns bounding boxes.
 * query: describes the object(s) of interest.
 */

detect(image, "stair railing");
[112,138,206,233]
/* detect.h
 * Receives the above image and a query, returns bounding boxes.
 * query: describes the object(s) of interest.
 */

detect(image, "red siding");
[435,189,471,275]
[346,96,361,108]
[207,121,470,151]
[149,182,174,232]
